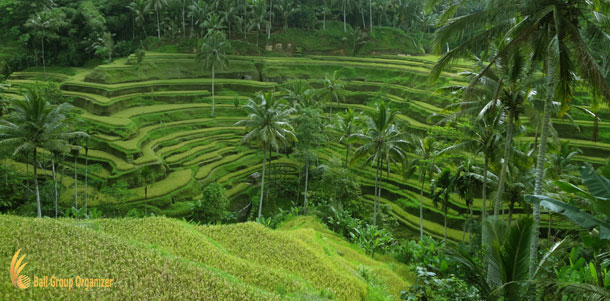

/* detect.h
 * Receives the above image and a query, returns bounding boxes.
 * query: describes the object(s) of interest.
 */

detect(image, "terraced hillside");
[3,51,608,241]
[0,215,410,300]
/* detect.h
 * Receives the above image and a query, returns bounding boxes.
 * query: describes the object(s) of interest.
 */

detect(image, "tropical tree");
[410,134,441,239]
[432,0,610,279]
[327,108,359,166]
[0,88,86,218]
[235,92,296,218]
[294,103,325,212]
[146,0,168,38]
[187,0,209,38]
[25,9,64,80]
[320,70,346,115]
[431,168,457,242]
[195,31,230,117]
[127,0,149,38]
[350,102,408,225]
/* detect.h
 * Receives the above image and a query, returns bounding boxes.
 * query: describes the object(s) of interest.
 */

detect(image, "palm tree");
[327,108,359,167]
[25,9,60,80]
[350,102,408,225]
[127,0,149,38]
[195,31,230,117]
[410,134,441,239]
[0,88,86,218]
[320,70,346,116]
[335,0,353,32]
[235,92,296,218]
[276,0,299,31]
[146,0,168,39]
[431,169,457,242]
[431,0,610,279]
[187,0,209,38]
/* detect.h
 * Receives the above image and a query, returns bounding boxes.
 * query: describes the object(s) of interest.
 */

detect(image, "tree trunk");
[34,149,41,218]
[85,148,88,214]
[482,155,488,241]
[361,8,366,29]
[373,158,380,225]
[345,143,350,167]
[304,159,309,213]
[419,169,426,239]
[443,193,448,242]
[182,6,186,38]
[74,155,78,209]
[343,2,347,32]
[369,0,373,32]
[529,59,555,284]
[52,157,58,218]
[258,145,267,218]
[156,9,161,39]
[41,30,46,81]
[211,64,215,117]
[323,4,326,29]
[141,20,148,38]
[267,0,272,40]
[494,109,515,216]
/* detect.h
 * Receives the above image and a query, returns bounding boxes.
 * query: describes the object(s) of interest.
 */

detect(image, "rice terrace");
[1,0,610,300]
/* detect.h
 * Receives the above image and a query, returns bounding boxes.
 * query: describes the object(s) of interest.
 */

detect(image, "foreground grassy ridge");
[0,215,410,300]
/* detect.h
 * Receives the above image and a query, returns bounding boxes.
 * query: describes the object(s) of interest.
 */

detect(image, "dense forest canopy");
[1,0,610,300]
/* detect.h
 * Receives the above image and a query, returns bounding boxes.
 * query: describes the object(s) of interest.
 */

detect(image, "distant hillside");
[0,215,411,300]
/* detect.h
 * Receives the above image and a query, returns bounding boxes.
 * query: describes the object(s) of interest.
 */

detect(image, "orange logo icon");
[10,249,30,289]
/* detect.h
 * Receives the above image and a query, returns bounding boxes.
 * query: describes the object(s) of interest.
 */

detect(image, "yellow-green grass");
[200,217,410,299]
[61,78,276,96]
[0,215,278,300]
[215,157,296,185]
[334,103,429,129]
[165,140,239,164]
[178,143,236,166]
[125,169,193,202]
[195,152,258,180]
[0,215,411,300]
[134,126,243,165]
[157,133,240,157]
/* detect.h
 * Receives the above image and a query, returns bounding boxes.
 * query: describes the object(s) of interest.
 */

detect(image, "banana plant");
[525,165,610,239]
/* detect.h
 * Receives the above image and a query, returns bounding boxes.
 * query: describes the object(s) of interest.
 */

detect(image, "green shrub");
[189,182,230,224]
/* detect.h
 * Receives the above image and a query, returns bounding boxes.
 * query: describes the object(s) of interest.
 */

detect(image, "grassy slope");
[0,215,410,300]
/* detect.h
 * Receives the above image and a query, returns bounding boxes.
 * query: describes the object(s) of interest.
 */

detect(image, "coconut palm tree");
[327,108,359,167]
[409,134,441,239]
[25,9,61,80]
[350,102,408,225]
[320,70,346,116]
[431,0,610,279]
[146,0,168,38]
[195,31,230,117]
[127,0,149,38]
[235,92,296,218]
[0,88,86,218]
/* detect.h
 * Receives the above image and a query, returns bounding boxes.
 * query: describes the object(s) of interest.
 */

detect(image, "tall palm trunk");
[323,4,326,29]
[211,64,215,117]
[494,110,515,216]
[84,148,88,214]
[304,159,309,213]
[481,155,488,240]
[369,0,373,32]
[74,154,78,209]
[267,0,272,40]
[51,157,58,218]
[343,2,347,32]
[182,6,186,38]
[373,158,380,225]
[345,143,350,167]
[141,19,148,37]
[258,145,267,218]
[443,192,448,242]
[156,9,161,38]
[529,58,555,283]
[33,149,41,218]
[418,168,426,239]
[41,29,46,80]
